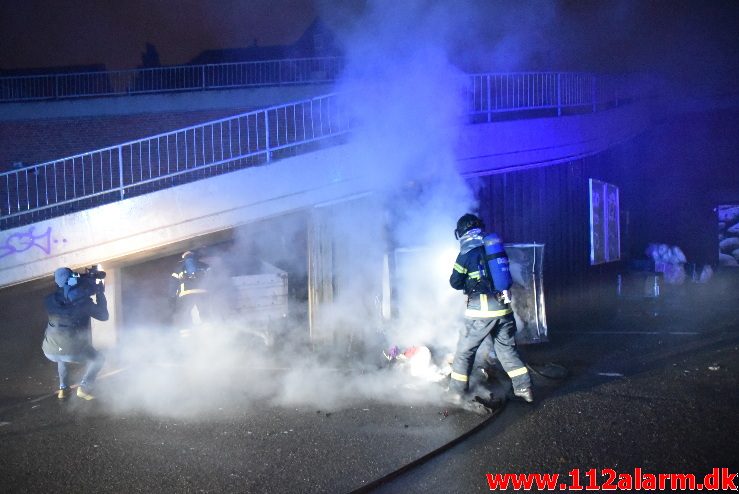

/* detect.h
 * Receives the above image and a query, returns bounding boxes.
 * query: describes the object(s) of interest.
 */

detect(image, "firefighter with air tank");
[446,213,533,411]
[170,250,211,334]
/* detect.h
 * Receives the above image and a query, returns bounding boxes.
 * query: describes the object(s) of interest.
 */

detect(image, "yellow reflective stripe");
[179,288,207,296]
[464,307,513,318]
[171,273,180,279]
[468,271,481,279]
[450,372,469,382]
[480,293,488,311]
[507,366,529,378]
[453,263,467,274]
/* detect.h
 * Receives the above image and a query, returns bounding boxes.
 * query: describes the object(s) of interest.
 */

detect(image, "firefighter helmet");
[455,213,484,239]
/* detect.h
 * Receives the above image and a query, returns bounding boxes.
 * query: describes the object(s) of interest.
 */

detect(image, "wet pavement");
[370,275,739,492]
[0,381,489,493]
[1,273,738,493]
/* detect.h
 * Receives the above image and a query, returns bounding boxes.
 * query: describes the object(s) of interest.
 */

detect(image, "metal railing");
[1,93,348,229]
[1,72,632,230]
[466,72,624,120]
[0,57,343,102]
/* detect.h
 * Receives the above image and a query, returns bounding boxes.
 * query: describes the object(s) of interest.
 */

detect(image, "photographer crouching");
[42,266,108,400]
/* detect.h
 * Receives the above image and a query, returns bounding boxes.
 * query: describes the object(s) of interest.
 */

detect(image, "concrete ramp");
[0,102,650,290]
[0,142,367,288]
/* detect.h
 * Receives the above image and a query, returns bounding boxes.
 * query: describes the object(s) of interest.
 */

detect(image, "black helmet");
[455,213,484,239]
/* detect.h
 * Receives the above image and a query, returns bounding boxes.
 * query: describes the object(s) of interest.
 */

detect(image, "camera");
[81,265,106,281]
[73,266,106,297]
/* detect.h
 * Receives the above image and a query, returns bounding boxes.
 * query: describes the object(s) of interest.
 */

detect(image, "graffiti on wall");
[0,226,67,260]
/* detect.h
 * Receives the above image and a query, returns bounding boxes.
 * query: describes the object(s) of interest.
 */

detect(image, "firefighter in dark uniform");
[170,251,210,334]
[42,267,108,400]
[447,214,533,405]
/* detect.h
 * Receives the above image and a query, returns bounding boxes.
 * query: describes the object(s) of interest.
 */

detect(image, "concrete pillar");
[91,266,121,350]
[307,208,334,343]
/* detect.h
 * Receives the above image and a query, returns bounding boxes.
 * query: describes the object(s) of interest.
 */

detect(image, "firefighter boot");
[444,389,495,416]
[513,387,534,403]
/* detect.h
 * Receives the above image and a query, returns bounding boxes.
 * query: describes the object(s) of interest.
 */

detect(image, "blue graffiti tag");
[0,226,53,259]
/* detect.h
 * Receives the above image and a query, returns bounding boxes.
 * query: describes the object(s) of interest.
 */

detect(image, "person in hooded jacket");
[42,267,108,400]
[447,213,533,407]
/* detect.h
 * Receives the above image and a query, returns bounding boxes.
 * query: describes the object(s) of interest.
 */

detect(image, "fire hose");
[347,362,567,493]
[347,403,505,494]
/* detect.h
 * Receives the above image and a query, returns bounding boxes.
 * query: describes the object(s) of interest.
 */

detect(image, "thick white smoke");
[265,0,481,409]
[103,0,493,417]
[325,0,477,332]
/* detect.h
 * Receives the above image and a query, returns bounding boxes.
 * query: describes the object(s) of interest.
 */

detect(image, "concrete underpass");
[2,78,737,493]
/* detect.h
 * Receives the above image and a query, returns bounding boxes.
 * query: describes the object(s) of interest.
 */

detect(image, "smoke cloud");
[107,0,739,417]
[105,0,508,418]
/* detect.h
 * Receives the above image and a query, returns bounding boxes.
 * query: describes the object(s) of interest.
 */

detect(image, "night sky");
[0,0,317,70]
[1,0,738,85]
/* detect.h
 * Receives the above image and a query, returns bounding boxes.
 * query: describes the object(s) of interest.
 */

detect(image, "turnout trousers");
[449,313,531,394]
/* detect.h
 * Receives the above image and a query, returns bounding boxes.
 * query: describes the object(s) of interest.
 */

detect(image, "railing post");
[202,65,206,89]
[264,110,271,163]
[487,75,492,122]
[591,75,597,112]
[557,73,562,116]
[118,146,125,200]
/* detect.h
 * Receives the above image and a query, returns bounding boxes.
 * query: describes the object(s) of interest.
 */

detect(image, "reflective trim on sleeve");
[450,371,469,382]
[179,287,207,296]
[468,270,481,279]
[507,366,529,378]
[171,272,181,279]
[453,263,467,274]
[464,307,513,318]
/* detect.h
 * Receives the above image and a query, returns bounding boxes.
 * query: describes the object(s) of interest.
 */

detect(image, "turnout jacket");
[170,260,210,299]
[42,288,108,357]
[450,229,513,319]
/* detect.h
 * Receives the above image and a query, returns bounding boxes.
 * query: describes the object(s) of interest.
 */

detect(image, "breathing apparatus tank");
[483,233,512,291]
[182,251,201,278]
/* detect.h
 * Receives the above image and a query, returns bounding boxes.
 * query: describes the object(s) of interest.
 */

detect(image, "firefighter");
[447,213,533,406]
[170,251,210,333]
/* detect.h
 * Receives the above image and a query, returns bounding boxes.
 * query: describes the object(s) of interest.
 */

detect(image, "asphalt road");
[370,273,739,493]
[1,272,737,493]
